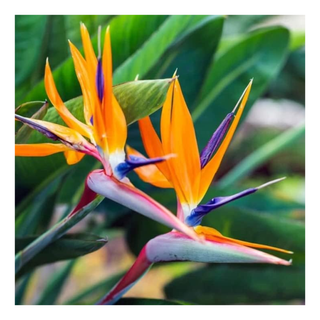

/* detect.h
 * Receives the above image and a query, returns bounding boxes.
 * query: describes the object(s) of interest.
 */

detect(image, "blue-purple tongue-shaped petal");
[200,112,234,168]
[115,155,170,180]
[96,58,104,103]
[186,178,286,226]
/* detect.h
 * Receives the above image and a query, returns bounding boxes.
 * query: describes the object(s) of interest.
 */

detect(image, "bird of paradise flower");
[95,77,293,305]
[14,23,198,241]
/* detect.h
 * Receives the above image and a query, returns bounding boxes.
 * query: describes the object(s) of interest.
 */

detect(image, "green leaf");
[164,264,305,304]
[15,195,104,274]
[217,123,305,189]
[16,233,108,278]
[19,15,168,104]
[15,79,172,193]
[15,15,114,105]
[15,15,48,87]
[64,271,126,305]
[115,298,183,305]
[15,273,32,305]
[290,30,305,51]
[113,15,202,84]
[192,26,290,149]
[15,173,64,236]
[148,15,224,107]
[222,15,274,36]
[113,79,173,124]
[36,260,75,305]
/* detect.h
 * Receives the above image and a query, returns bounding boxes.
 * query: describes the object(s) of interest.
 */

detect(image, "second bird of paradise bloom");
[95,77,293,305]
[14,23,200,241]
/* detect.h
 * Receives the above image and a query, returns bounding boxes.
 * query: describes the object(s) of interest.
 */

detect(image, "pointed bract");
[87,170,200,242]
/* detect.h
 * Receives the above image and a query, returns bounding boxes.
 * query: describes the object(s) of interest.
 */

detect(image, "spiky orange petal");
[195,225,293,254]
[15,143,70,157]
[64,150,86,165]
[68,41,107,152]
[80,23,98,85]
[44,61,91,138]
[168,79,201,205]
[102,28,127,154]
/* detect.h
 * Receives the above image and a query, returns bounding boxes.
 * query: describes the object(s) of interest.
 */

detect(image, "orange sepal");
[64,150,86,165]
[44,60,91,138]
[80,23,98,85]
[138,116,171,180]
[168,79,201,205]
[15,143,70,157]
[195,225,293,254]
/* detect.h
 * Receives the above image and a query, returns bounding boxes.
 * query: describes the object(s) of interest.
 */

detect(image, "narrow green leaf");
[20,15,168,104]
[148,15,224,107]
[290,30,305,51]
[36,260,75,305]
[164,264,305,304]
[15,164,70,215]
[218,123,305,189]
[15,195,104,274]
[16,233,108,278]
[192,27,290,149]
[64,271,126,305]
[113,15,199,83]
[15,273,32,305]
[15,15,48,86]
[15,173,64,237]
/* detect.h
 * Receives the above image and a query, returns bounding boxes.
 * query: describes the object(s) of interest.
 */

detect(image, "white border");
[3,1,318,319]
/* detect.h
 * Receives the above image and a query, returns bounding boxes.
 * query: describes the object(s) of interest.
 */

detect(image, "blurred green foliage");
[15,15,304,305]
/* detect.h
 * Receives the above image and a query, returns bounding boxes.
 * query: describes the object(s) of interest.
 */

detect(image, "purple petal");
[114,155,168,180]
[200,112,234,168]
[186,178,286,226]
[96,58,104,102]
[15,114,60,141]
[186,188,257,226]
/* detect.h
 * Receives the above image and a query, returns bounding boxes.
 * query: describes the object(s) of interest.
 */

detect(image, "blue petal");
[200,112,234,168]
[15,114,60,141]
[186,187,257,226]
[96,58,104,102]
[114,155,167,180]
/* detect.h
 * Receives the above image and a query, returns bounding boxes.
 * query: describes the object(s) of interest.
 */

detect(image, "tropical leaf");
[15,195,104,274]
[64,271,126,305]
[147,15,224,107]
[164,264,305,304]
[192,27,290,150]
[16,233,108,278]
[19,15,170,104]
[36,260,76,305]
[15,15,114,104]
[15,273,32,305]
[217,123,305,188]
[15,15,48,87]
